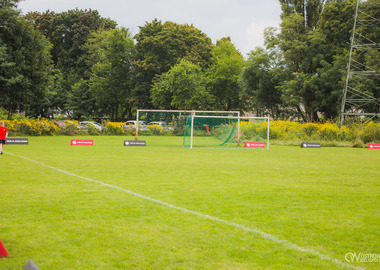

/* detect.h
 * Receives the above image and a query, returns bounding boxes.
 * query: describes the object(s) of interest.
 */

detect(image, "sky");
[17,0,282,57]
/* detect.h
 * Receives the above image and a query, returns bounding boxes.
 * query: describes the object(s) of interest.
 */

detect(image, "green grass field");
[0,136,379,269]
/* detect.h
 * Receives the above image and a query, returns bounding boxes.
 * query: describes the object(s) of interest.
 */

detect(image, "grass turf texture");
[0,136,379,269]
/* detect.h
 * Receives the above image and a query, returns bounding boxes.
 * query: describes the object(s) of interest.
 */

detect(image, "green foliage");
[240,46,288,118]
[24,9,117,115]
[279,0,326,29]
[56,123,79,136]
[361,122,380,143]
[104,123,124,136]
[151,60,215,110]
[88,27,135,121]
[207,40,245,111]
[26,9,116,75]
[1,0,378,122]
[133,19,213,108]
[259,0,375,121]
[0,12,53,118]
[67,79,98,119]
[86,125,100,136]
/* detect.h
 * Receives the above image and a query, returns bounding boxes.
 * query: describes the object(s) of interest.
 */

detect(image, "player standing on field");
[0,121,8,155]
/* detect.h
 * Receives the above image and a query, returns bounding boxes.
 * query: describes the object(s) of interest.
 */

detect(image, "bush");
[240,121,267,141]
[318,122,340,141]
[105,122,125,135]
[5,119,59,136]
[361,122,380,143]
[173,126,185,136]
[146,124,162,135]
[57,123,78,136]
[86,125,100,136]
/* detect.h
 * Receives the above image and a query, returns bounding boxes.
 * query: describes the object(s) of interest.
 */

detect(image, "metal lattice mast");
[340,0,380,125]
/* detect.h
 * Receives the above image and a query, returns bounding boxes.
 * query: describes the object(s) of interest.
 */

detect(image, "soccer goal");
[183,115,270,149]
[135,109,239,145]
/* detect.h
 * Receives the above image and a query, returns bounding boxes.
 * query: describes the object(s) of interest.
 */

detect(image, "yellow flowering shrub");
[3,119,58,136]
[105,122,125,135]
[360,121,380,143]
[147,124,163,135]
[238,120,373,143]
[303,122,320,138]
[268,120,303,140]
[240,121,268,141]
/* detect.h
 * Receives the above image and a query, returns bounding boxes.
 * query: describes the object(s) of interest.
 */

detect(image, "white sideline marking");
[8,152,363,270]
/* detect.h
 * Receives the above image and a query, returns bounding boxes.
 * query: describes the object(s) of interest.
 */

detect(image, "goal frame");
[186,115,270,149]
[135,109,240,141]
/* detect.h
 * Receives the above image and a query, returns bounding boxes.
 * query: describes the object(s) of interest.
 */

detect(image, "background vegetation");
[3,118,380,147]
[1,0,379,122]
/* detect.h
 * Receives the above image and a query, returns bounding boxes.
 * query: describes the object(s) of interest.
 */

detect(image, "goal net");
[135,110,239,146]
[183,115,270,149]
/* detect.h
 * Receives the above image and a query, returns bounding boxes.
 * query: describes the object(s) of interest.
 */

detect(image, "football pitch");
[0,136,379,269]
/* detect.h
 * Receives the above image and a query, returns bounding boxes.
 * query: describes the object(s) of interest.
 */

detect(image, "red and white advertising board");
[70,139,94,146]
[367,143,380,149]
[244,142,265,148]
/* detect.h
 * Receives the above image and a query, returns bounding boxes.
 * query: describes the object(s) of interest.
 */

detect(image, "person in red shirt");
[0,121,8,155]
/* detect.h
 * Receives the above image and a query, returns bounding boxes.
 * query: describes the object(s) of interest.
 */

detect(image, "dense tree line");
[0,0,379,121]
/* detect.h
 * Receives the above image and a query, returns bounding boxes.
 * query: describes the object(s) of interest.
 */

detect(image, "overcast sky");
[17,0,282,56]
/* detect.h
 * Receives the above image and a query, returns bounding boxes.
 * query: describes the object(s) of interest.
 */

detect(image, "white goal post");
[185,115,270,149]
[135,109,240,140]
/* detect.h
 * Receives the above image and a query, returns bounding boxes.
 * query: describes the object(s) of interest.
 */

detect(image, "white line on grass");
[8,152,364,270]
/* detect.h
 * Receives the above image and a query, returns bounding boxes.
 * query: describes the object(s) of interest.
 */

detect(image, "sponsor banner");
[124,140,146,147]
[70,139,94,146]
[367,143,380,149]
[244,142,265,148]
[5,138,29,145]
[301,142,321,148]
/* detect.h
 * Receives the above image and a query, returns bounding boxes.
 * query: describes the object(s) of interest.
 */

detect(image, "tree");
[0,1,53,118]
[151,60,214,110]
[133,19,213,108]
[25,9,117,114]
[0,0,22,117]
[88,27,135,121]
[207,39,245,111]
[240,46,289,118]
[279,0,328,29]
[274,0,362,121]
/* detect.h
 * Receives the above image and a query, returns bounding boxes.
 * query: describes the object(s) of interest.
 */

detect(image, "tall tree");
[88,27,135,121]
[275,0,359,121]
[207,39,245,111]
[25,9,117,113]
[133,19,213,109]
[151,60,214,110]
[240,46,289,118]
[279,0,327,29]
[0,0,53,118]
